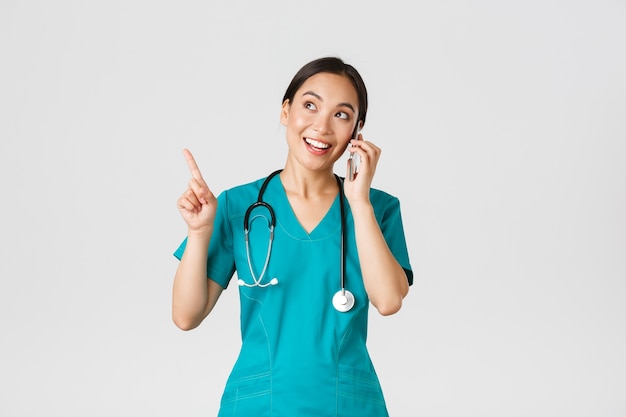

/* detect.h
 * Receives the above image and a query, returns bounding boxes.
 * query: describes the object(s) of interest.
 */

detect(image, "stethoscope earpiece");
[238,278,278,287]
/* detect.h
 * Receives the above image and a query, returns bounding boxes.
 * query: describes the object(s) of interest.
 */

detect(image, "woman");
[173,56,413,416]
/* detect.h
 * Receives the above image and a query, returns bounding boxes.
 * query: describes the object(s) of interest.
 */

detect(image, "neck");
[279,165,338,199]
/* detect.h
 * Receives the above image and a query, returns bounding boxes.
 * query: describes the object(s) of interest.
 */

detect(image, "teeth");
[305,138,330,149]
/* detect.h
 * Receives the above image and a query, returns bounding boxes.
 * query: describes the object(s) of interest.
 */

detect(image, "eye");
[305,102,317,111]
[335,111,349,120]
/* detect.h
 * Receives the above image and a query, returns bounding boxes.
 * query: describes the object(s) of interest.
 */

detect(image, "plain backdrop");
[1,1,625,416]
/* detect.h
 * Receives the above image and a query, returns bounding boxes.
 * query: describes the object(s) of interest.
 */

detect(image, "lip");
[303,137,331,155]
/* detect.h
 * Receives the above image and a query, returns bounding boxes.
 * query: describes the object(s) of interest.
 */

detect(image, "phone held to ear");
[348,123,362,181]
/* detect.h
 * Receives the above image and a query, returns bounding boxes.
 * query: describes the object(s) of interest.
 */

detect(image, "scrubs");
[174,174,413,417]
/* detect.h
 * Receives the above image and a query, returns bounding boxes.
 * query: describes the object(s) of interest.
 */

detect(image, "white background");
[1,1,625,416]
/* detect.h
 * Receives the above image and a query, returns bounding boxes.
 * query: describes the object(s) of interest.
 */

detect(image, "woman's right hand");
[176,148,217,234]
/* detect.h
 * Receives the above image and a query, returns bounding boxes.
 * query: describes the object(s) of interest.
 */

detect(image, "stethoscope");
[239,169,355,313]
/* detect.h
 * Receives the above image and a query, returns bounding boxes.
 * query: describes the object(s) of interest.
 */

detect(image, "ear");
[280,99,290,126]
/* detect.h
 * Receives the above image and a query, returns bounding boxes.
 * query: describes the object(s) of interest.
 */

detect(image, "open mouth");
[304,137,331,152]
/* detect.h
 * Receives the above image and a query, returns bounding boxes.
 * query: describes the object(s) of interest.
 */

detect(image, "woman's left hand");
[343,135,381,204]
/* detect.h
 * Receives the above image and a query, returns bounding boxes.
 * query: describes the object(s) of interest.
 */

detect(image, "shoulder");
[366,187,406,226]
[216,174,275,209]
[221,177,265,198]
[369,187,401,210]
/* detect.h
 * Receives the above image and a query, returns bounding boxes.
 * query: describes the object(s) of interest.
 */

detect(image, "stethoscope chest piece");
[332,289,355,312]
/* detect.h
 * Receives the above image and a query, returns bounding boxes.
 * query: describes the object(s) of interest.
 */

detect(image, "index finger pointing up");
[182,148,204,181]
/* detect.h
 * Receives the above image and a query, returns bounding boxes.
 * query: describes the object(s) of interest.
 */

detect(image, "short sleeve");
[379,196,414,286]
[172,190,236,289]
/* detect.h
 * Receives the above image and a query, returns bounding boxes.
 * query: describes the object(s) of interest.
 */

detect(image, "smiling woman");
[171,56,413,417]
[281,72,359,173]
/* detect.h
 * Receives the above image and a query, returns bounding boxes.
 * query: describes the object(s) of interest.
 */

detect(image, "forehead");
[295,72,358,104]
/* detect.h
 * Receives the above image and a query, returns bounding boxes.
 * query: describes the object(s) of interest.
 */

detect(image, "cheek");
[285,112,310,131]
[339,124,355,142]
[337,135,351,151]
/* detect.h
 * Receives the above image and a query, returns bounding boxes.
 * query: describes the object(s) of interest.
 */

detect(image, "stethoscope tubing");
[241,170,354,312]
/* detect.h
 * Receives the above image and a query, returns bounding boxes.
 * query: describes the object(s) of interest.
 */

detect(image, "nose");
[311,113,333,135]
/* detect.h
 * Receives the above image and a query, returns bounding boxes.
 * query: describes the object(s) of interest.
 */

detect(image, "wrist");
[186,226,213,242]
[348,200,374,218]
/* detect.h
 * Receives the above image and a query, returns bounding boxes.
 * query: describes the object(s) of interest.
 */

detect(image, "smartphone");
[348,123,362,181]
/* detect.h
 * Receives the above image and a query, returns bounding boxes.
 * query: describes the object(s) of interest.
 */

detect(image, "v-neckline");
[268,176,342,240]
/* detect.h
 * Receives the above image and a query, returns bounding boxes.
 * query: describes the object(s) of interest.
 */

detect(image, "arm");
[351,201,409,315]
[172,149,223,330]
[344,138,410,316]
[172,230,224,330]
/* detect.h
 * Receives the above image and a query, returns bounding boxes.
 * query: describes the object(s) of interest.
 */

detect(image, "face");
[280,72,360,172]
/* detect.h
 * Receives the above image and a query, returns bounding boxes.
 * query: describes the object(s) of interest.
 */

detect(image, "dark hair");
[282,57,368,136]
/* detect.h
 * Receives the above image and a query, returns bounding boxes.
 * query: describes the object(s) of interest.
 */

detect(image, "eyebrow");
[301,91,356,113]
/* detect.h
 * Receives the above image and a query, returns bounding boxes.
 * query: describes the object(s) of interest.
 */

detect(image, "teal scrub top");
[174,174,413,417]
